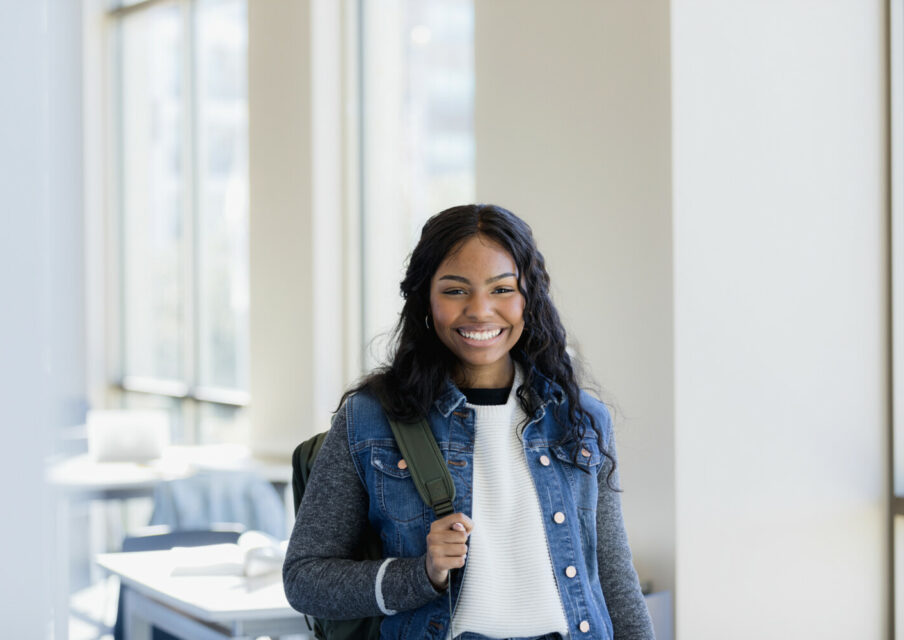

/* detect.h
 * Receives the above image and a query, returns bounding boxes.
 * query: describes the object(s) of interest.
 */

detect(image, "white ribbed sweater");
[450,371,569,638]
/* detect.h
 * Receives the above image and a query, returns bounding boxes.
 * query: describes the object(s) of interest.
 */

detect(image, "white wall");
[248,0,348,455]
[474,0,676,594]
[671,1,887,638]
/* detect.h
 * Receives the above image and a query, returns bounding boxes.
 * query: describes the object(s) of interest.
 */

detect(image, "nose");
[464,291,493,320]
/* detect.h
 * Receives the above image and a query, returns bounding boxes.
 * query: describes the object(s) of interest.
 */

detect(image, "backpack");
[290,414,455,640]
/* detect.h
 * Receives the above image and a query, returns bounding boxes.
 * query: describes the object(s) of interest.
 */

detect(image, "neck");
[455,357,515,389]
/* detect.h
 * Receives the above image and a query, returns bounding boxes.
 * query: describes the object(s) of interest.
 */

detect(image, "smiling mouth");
[456,328,503,341]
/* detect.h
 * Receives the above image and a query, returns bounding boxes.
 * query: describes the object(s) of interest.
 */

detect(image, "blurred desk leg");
[54,489,70,640]
[122,588,230,640]
[122,588,151,640]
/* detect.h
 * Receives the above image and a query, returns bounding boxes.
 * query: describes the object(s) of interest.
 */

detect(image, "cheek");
[509,300,526,341]
[429,297,454,330]
[509,296,526,325]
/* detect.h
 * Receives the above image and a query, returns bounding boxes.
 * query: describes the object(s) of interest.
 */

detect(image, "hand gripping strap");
[387,416,456,518]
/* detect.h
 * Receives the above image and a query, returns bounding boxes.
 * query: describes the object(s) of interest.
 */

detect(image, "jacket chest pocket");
[551,439,603,511]
[370,445,427,524]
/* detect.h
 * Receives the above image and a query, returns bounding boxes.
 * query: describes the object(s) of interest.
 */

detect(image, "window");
[109,0,249,444]
[359,0,475,366]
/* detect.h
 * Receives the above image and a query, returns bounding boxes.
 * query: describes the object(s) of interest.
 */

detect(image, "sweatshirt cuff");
[379,554,445,613]
[375,558,398,615]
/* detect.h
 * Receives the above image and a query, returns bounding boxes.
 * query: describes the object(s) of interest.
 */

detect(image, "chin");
[460,351,511,369]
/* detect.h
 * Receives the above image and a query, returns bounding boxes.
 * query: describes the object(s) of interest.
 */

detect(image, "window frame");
[105,0,250,445]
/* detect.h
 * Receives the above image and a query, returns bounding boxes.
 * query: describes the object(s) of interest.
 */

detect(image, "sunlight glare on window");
[361,0,474,367]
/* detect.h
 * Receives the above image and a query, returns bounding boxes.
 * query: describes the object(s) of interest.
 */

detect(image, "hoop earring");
[425,315,431,330]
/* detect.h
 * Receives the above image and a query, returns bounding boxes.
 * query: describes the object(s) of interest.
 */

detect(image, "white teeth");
[458,328,502,341]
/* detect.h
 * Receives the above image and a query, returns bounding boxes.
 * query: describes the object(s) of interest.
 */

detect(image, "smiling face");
[429,234,526,388]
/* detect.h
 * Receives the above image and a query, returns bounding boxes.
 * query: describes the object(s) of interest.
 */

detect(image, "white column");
[0,0,86,636]
[671,1,887,638]
[248,1,350,455]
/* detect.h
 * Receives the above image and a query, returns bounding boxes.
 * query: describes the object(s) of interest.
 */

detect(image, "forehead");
[434,235,516,275]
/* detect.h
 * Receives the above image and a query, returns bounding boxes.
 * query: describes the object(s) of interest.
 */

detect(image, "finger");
[433,512,474,530]
[430,554,467,573]
[427,529,469,544]
[431,513,459,529]
[436,554,467,569]
[430,513,474,536]
[429,543,468,557]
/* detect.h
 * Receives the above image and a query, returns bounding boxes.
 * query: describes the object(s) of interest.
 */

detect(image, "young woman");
[283,204,655,640]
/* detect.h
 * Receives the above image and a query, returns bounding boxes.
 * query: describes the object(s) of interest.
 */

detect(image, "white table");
[97,547,309,640]
[48,444,292,497]
[49,445,293,640]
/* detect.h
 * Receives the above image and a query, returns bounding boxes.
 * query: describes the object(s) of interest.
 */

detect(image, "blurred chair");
[149,470,286,540]
[112,526,243,640]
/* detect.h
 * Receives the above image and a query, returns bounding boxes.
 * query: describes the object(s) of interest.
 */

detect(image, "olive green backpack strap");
[387,416,455,518]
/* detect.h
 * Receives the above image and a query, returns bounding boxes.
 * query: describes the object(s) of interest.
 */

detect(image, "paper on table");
[170,544,245,576]
[169,533,289,577]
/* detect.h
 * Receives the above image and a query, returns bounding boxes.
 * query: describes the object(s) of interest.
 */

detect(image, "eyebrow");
[437,272,517,285]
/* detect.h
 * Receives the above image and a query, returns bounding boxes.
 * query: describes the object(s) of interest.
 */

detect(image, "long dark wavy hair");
[341,204,617,487]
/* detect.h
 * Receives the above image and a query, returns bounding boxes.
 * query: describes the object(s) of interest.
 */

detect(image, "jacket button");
[580,448,591,458]
[579,620,590,633]
[397,459,408,470]
[553,511,565,524]
[565,565,577,578]
[539,455,551,466]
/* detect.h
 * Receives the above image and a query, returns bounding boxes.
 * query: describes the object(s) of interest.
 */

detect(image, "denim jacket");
[345,371,623,640]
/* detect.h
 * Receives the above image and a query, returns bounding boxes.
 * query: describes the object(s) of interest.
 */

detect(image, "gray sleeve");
[282,402,443,619]
[597,432,656,639]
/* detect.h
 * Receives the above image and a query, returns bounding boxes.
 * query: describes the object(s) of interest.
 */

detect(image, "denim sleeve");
[596,415,657,640]
[282,402,443,619]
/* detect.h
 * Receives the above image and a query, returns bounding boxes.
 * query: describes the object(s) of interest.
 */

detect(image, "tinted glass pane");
[120,4,185,382]
[122,391,184,444]
[198,402,249,445]
[196,0,249,392]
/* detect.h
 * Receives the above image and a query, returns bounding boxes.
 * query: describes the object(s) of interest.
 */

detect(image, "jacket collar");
[432,363,565,418]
